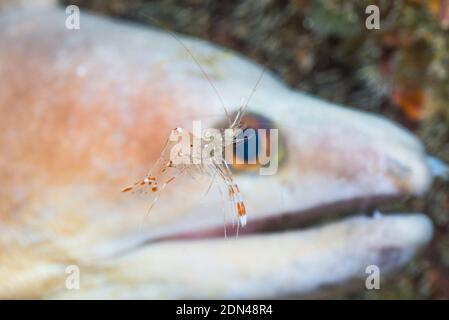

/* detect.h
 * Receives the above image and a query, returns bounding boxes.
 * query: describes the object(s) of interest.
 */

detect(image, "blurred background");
[3,0,447,298]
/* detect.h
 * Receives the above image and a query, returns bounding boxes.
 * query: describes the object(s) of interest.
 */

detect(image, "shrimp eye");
[226,112,285,173]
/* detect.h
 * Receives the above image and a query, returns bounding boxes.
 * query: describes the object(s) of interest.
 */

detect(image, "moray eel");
[0,6,436,299]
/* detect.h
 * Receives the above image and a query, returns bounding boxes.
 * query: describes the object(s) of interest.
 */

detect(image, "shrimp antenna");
[137,13,232,126]
[244,66,266,114]
[231,66,267,129]
[235,21,280,127]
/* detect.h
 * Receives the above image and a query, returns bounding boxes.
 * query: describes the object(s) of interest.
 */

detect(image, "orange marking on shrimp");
[121,186,133,193]
[152,187,158,192]
[236,201,246,217]
[228,186,234,198]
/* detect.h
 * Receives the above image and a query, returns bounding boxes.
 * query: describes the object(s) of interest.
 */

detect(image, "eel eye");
[225,112,285,173]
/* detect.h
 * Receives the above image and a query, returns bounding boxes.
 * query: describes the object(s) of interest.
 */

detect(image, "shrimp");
[121,18,266,235]
[121,112,250,232]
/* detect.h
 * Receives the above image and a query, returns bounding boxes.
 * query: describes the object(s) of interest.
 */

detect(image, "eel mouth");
[145,193,403,244]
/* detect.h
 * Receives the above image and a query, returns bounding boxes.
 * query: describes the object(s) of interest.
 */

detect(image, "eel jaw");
[53,213,433,299]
